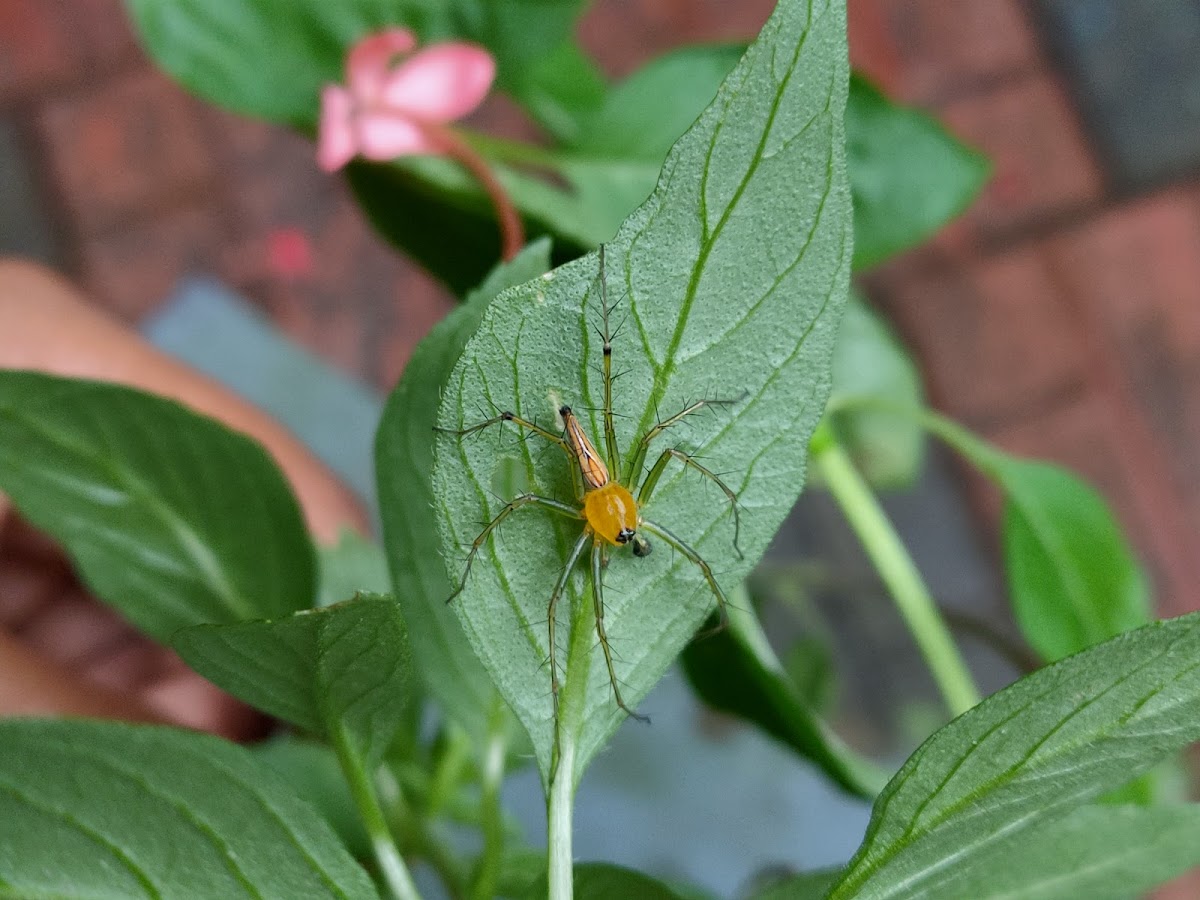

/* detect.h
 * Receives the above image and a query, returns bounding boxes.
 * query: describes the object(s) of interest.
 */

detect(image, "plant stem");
[425,727,471,818]
[471,700,509,900]
[546,730,576,900]
[422,121,524,261]
[811,423,980,717]
[333,728,422,900]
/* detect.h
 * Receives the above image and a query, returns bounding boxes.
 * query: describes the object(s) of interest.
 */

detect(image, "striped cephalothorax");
[440,246,742,723]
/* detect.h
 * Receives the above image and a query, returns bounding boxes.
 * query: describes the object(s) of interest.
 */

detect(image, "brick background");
[875,247,1086,424]
[38,68,218,233]
[869,0,1042,103]
[938,74,1103,240]
[77,203,235,320]
[857,0,1200,619]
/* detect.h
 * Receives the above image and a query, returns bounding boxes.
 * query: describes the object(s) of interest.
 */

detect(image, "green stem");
[912,409,1010,475]
[471,700,509,900]
[422,122,525,260]
[333,729,422,900]
[811,423,980,717]
[425,728,472,818]
[546,733,576,900]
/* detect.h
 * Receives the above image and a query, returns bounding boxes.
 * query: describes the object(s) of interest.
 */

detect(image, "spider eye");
[616,527,635,544]
[632,536,652,558]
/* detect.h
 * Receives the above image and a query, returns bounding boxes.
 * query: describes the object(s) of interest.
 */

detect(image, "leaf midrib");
[627,0,817,453]
[0,406,252,620]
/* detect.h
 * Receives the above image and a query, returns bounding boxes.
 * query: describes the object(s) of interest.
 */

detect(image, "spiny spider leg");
[623,393,746,485]
[437,410,583,501]
[637,448,743,559]
[546,530,591,720]
[597,245,621,477]
[591,539,650,723]
[446,493,581,603]
[639,518,731,632]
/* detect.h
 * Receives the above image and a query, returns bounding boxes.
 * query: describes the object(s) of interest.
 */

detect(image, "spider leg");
[591,539,650,723]
[637,448,743,558]
[597,244,622,477]
[437,410,583,502]
[639,518,731,631]
[546,530,592,722]
[446,493,581,603]
[624,392,747,485]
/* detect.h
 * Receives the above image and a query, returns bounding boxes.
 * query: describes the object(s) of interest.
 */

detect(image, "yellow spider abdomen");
[584,482,638,546]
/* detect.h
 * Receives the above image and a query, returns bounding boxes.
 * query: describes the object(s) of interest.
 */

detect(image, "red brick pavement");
[38,67,218,232]
[873,246,1087,424]
[862,0,1043,104]
[0,0,137,103]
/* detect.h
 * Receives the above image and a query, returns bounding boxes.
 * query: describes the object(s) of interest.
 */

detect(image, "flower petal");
[316,85,357,172]
[379,43,495,121]
[356,111,437,159]
[346,27,417,102]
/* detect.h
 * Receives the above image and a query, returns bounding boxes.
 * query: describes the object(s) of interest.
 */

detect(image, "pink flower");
[317,28,496,172]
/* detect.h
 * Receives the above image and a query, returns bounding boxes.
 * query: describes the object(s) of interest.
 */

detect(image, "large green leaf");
[124,0,441,125]
[571,45,745,158]
[354,44,747,293]
[681,591,887,798]
[846,74,988,270]
[518,39,608,143]
[123,0,584,127]
[174,593,413,765]
[432,0,851,783]
[0,719,378,899]
[827,611,1200,899]
[0,371,314,637]
[253,735,371,861]
[915,803,1200,899]
[376,241,554,742]
[923,415,1150,662]
[359,56,982,295]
